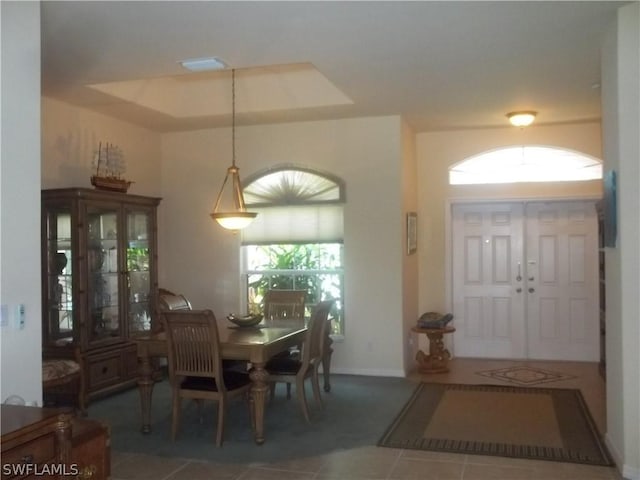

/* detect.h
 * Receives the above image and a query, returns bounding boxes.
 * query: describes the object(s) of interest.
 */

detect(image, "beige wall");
[0,1,42,405]
[36,102,615,385]
[416,122,603,316]
[41,97,162,196]
[401,119,419,372]
[39,102,411,377]
[160,116,407,376]
[602,3,640,478]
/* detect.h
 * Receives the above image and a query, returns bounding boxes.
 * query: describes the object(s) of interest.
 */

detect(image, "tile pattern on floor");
[110,359,622,480]
[474,365,576,386]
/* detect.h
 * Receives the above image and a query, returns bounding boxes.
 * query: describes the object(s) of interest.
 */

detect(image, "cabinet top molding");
[42,187,162,205]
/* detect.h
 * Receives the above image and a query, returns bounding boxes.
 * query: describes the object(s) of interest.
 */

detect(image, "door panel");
[451,200,598,361]
[452,203,525,358]
[525,201,598,361]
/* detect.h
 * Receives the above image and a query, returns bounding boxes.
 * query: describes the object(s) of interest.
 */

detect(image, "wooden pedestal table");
[135,323,307,445]
[411,326,456,373]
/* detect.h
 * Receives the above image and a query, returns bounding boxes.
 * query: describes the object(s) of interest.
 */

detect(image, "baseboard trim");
[605,433,640,480]
[621,465,640,480]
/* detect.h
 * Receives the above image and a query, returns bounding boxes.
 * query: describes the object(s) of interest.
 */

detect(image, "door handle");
[516,262,522,282]
[516,288,522,293]
[528,287,535,293]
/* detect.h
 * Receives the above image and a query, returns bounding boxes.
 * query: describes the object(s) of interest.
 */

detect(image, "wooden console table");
[1,405,110,479]
[411,326,456,373]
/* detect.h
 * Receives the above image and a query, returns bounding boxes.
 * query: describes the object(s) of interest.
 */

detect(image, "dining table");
[134,320,307,445]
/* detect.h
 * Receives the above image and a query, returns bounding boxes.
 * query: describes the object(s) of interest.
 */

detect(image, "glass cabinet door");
[43,208,74,343]
[87,205,121,343]
[126,209,153,336]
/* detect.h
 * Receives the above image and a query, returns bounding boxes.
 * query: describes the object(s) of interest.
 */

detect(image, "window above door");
[449,146,602,185]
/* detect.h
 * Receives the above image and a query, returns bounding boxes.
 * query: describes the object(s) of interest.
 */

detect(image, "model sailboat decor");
[90,142,133,193]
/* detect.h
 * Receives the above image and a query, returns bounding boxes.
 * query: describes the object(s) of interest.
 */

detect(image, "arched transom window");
[449,146,602,185]
[243,168,344,206]
[241,167,345,244]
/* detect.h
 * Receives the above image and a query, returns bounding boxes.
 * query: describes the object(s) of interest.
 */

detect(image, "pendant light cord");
[231,68,236,168]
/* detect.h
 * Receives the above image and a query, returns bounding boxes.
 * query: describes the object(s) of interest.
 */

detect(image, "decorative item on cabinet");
[42,188,161,403]
[90,142,133,193]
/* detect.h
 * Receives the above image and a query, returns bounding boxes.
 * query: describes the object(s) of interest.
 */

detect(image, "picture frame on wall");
[603,170,617,248]
[407,212,417,255]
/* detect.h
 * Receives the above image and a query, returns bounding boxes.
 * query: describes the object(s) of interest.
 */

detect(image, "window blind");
[241,204,344,245]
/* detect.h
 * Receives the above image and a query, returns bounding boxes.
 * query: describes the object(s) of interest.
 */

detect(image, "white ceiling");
[41,1,626,133]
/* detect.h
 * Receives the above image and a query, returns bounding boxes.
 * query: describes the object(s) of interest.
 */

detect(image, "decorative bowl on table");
[226,313,263,328]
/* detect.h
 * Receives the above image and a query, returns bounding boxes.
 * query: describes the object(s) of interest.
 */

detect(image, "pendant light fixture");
[210,69,257,230]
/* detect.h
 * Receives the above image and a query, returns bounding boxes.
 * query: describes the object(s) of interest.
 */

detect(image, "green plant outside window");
[245,243,344,335]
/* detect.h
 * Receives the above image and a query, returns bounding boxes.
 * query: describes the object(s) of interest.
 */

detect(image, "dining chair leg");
[196,399,205,423]
[269,382,276,401]
[311,367,323,409]
[296,376,311,424]
[286,382,292,399]
[171,394,181,441]
[215,399,225,447]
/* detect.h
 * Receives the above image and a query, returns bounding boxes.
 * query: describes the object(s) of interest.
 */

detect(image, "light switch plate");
[14,304,25,329]
[0,304,8,328]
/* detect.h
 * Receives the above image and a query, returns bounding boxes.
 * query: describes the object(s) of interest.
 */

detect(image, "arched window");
[241,166,345,244]
[241,166,345,335]
[449,146,602,185]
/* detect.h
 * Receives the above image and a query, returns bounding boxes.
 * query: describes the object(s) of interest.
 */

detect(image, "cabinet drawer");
[88,354,122,390]
[2,433,56,479]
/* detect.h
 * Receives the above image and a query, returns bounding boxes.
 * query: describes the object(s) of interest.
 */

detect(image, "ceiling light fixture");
[180,56,227,72]
[507,111,537,128]
[210,69,257,231]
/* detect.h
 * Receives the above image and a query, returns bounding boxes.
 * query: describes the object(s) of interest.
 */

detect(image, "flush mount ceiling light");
[507,111,537,127]
[180,56,227,72]
[210,69,257,231]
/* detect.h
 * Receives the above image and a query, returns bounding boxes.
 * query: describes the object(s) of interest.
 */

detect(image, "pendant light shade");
[210,166,257,229]
[210,69,257,230]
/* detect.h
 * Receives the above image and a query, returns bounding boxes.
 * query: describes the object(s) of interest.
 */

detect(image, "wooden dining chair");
[263,289,306,320]
[265,300,334,423]
[161,309,252,446]
[42,344,87,416]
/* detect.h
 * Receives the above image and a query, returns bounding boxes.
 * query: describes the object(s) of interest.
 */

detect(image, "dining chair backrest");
[161,309,251,446]
[301,300,334,367]
[159,288,192,311]
[161,309,226,390]
[263,289,306,319]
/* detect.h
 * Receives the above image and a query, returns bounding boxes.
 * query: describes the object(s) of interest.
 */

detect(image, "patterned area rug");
[378,383,612,466]
[475,365,576,386]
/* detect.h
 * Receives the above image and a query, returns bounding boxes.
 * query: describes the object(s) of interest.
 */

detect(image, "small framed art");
[407,212,417,255]
[603,170,617,248]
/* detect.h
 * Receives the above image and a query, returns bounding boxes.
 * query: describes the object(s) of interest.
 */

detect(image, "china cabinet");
[41,188,161,400]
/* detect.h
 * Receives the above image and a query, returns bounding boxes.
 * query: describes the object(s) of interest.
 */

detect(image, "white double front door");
[451,200,598,361]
